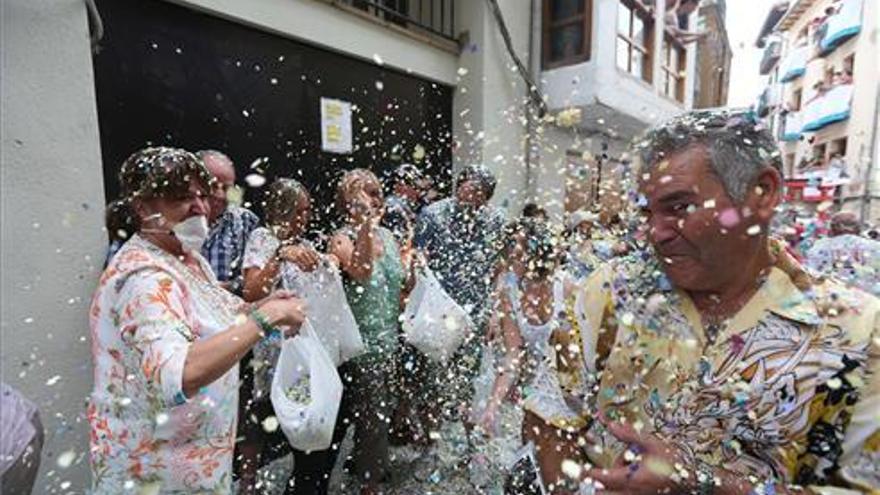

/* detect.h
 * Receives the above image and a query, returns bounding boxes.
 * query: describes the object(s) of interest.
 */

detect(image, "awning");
[779,44,809,82]
[782,112,802,141]
[820,0,863,54]
[801,84,853,132]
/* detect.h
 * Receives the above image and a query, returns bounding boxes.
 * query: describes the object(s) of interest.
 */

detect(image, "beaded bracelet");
[250,309,281,341]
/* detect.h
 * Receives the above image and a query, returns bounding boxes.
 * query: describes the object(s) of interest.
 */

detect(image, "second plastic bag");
[402,267,473,362]
[270,320,343,452]
[280,259,364,365]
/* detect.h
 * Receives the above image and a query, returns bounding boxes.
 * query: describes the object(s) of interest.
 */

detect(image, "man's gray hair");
[634,108,783,202]
[195,149,233,164]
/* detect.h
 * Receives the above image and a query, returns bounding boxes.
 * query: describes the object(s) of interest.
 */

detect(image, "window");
[843,53,855,73]
[830,137,847,157]
[616,0,653,82]
[812,143,827,167]
[543,0,592,69]
[661,33,686,102]
[792,87,803,111]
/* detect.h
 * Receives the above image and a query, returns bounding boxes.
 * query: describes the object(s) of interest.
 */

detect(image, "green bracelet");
[250,309,281,341]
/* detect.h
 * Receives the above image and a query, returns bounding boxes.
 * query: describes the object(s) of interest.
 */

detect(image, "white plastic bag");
[402,267,473,362]
[280,259,365,365]
[270,320,343,452]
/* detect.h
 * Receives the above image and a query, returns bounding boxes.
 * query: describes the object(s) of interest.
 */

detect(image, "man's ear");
[749,167,783,222]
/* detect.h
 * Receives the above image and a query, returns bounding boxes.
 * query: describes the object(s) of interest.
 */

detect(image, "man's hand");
[586,414,688,495]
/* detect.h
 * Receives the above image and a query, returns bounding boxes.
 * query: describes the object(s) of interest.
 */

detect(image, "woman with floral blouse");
[88,147,306,494]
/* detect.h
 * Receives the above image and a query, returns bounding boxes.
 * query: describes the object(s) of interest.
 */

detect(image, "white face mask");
[171,215,209,253]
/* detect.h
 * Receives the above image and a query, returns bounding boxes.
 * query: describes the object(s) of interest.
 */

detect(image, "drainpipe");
[525,0,538,202]
[860,82,880,222]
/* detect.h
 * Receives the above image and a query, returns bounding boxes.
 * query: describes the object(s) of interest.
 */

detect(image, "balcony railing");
[801,84,853,132]
[819,0,862,55]
[781,111,802,142]
[337,0,456,43]
[759,40,781,75]
[779,43,808,82]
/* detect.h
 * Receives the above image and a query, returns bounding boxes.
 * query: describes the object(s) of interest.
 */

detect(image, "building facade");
[756,0,879,222]
[534,0,700,217]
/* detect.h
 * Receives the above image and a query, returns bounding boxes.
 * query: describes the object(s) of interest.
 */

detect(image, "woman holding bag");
[472,218,587,492]
[240,178,346,495]
[88,147,306,494]
[329,169,407,495]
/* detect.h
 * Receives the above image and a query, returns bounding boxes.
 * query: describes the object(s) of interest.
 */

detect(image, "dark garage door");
[92,0,453,227]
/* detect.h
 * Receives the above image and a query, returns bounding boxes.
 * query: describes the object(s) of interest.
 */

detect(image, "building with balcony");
[755,0,879,221]
[534,0,700,215]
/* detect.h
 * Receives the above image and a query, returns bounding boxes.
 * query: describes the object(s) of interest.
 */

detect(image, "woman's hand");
[348,184,376,225]
[279,245,320,272]
[257,296,307,337]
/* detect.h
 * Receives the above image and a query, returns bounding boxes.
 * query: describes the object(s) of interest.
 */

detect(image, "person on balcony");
[663,0,708,44]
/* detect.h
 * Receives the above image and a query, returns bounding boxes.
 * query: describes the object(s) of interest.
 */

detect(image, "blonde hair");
[335,168,381,215]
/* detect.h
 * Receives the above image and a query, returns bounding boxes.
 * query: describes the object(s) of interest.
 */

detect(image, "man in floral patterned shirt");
[532,110,880,494]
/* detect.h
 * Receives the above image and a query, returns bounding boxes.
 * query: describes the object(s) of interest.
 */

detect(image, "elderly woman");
[329,169,407,495]
[88,147,306,494]
[240,178,339,495]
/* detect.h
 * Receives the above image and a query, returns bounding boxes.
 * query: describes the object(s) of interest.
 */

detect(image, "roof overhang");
[776,0,820,32]
[756,1,790,47]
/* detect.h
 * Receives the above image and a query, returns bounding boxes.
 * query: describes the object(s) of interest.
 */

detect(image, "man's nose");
[649,215,678,245]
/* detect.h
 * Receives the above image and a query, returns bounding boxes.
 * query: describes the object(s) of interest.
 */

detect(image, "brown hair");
[119,147,211,202]
[335,168,381,215]
[105,199,138,243]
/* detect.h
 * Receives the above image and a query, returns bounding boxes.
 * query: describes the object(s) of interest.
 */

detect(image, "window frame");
[830,137,848,158]
[661,32,686,102]
[542,0,593,70]
[792,87,803,111]
[843,53,855,74]
[615,0,654,83]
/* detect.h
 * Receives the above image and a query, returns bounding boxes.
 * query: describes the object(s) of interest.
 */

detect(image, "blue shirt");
[414,198,505,326]
[201,205,259,294]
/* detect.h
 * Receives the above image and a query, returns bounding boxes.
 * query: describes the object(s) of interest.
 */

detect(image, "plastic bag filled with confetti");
[402,266,473,362]
[270,320,342,452]
[282,259,365,365]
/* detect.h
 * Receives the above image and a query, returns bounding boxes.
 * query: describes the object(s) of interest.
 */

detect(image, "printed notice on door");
[320,97,353,154]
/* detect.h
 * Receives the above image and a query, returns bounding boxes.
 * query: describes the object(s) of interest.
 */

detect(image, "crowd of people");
[4,108,875,495]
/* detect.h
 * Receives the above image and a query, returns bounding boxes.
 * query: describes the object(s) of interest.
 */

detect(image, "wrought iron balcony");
[759,40,781,75]
[336,0,456,43]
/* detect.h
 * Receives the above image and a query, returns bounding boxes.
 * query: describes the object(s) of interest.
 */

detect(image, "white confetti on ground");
[57,450,76,469]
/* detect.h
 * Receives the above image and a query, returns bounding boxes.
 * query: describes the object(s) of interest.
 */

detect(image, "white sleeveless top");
[503,270,583,426]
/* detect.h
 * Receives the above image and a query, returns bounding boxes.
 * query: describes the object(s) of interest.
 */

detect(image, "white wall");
[171,0,460,86]
[453,0,531,214]
[541,0,688,121]
[1,0,106,492]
